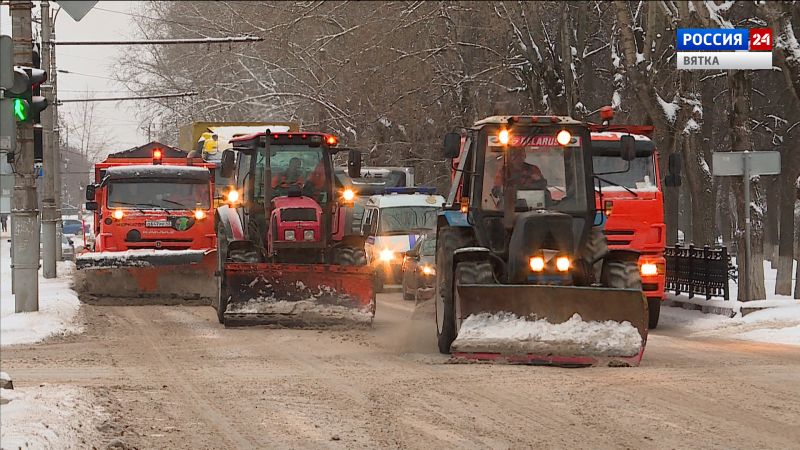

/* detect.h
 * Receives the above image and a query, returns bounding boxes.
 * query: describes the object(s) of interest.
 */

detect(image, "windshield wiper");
[594,176,638,198]
[107,201,150,214]
[161,198,193,209]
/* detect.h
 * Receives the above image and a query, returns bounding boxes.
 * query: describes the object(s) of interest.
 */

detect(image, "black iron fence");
[665,244,734,300]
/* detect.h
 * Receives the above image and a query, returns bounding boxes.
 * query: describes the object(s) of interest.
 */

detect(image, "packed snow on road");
[451,312,643,356]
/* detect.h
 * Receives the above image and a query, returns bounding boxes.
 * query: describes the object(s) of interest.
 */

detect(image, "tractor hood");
[507,210,585,283]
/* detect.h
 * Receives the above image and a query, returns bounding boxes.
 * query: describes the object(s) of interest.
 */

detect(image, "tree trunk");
[764,176,780,267]
[776,175,795,295]
[728,70,766,301]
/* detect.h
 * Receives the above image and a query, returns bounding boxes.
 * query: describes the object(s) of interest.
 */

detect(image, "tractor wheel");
[582,226,609,283]
[453,261,494,332]
[600,257,642,290]
[215,227,229,325]
[435,227,473,354]
[333,246,368,266]
[647,297,661,329]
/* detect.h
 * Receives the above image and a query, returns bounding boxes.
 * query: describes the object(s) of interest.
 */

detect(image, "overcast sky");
[2,1,144,154]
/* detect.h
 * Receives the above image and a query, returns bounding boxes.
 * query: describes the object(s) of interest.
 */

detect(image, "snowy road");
[3,294,800,449]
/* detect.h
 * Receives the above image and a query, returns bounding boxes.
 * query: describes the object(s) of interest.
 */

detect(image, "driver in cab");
[272,157,305,188]
[491,150,549,198]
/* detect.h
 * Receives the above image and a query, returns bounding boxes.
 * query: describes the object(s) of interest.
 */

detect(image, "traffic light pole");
[41,0,57,278]
[10,0,39,311]
[51,21,62,262]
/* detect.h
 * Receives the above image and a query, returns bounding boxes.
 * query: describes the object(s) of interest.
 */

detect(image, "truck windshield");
[379,207,438,234]
[482,126,588,214]
[255,145,328,204]
[107,180,211,210]
[593,155,657,190]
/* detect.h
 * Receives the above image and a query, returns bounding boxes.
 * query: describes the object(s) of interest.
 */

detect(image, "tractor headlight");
[556,256,570,272]
[284,230,296,241]
[112,209,124,220]
[529,256,545,272]
[556,130,572,146]
[640,262,659,276]
[304,230,315,241]
[421,265,436,276]
[342,188,355,202]
[379,249,395,262]
[226,189,240,204]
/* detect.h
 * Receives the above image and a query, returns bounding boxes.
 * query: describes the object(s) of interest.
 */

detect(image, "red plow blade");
[222,262,376,327]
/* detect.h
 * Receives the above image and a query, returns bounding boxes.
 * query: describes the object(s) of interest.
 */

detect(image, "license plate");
[145,220,171,228]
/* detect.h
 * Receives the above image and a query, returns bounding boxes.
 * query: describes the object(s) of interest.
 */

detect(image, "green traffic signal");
[13,98,29,121]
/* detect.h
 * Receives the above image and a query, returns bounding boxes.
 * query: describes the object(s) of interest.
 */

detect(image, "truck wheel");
[648,297,661,329]
[435,227,472,354]
[216,229,229,325]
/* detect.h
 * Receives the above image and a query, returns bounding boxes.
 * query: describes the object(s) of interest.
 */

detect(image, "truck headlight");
[421,265,435,276]
[284,230,296,241]
[379,249,394,262]
[556,256,570,272]
[303,230,314,241]
[112,209,124,220]
[640,262,659,276]
[529,256,545,272]
[194,209,206,220]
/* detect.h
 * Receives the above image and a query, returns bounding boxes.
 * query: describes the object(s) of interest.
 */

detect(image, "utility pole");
[10,0,39,312]
[52,19,62,261]
[41,0,57,278]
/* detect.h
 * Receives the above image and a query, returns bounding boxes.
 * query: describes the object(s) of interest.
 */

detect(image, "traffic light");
[6,66,48,123]
[33,124,43,163]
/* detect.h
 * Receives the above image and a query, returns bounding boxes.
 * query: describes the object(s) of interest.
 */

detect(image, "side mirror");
[665,153,682,187]
[348,150,362,178]
[85,184,96,201]
[85,201,98,211]
[620,135,636,161]
[220,150,236,178]
[443,132,461,159]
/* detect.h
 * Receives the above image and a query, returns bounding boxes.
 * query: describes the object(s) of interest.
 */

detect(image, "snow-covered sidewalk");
[1,237,82,346]
[664,260,800,346]
[1,383,106,449]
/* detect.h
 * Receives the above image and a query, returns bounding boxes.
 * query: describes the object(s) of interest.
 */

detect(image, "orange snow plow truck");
[590,114,671,329]
[74,142,217,303]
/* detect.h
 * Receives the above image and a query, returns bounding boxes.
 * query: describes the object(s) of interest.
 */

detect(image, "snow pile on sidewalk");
[664,259,800,346]
[1,239,82,346]
[1,385,105,449]
[451,313,642,356]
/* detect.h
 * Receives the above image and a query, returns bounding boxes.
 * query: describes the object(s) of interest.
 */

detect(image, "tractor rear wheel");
[582,226,609,283]
[215,228,229,324]
[435,227,473,354]
[601,257,642,290]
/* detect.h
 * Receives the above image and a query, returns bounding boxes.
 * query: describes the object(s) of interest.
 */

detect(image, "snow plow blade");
[222,263,376,327]
[74,249,216,304]
[451,284,648,367]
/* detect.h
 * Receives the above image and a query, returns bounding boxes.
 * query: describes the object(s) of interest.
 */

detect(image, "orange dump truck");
[74,142,217,303]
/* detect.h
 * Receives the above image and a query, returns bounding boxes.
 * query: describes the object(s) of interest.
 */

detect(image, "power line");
[57,69,117,81]
[53,36,263,46]
[58,91,198,103]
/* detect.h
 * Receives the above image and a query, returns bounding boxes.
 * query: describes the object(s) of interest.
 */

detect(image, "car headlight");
[640,262,659,276]
[304,230,314,241]
[379,249,394,262]
[421,265,435,276]
[284,230,296,241]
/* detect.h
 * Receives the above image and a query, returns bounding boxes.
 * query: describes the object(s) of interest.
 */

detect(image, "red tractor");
[214,131,374,327]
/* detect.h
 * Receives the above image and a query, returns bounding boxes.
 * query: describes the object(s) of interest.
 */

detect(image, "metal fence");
[665,244,733,301]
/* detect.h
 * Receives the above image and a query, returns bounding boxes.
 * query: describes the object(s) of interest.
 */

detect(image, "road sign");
[712,151,781,176]
[54,1,98,22]
[712,150,781,301]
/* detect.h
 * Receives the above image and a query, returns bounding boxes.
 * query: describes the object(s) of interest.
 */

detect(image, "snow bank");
[1,239,82,346]
[1,385,105,449]
[76,248,208,261]
[451,313,643,357]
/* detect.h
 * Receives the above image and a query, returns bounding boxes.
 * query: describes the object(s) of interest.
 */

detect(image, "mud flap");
[74,249,217,304]
[222,263,376,327]
[451,284,648,367]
